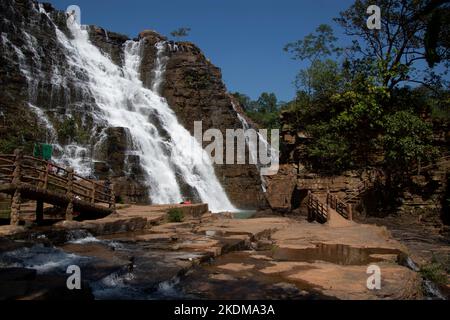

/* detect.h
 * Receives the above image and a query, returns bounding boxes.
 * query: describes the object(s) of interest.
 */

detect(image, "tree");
[170,27,191,40]
[334,0,449,90]
[382,110,437,176]
[424,4,450,68]
[284,24,341,63]
[295,59,343,97]
[256,92,278,113]
[232,92,281,130]
[280,0,445,174]
[231,92,258,112]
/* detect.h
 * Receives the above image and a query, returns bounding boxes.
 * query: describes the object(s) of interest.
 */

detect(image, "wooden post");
[347,203,353,221]
[10,189,21,226]
[307,191,312,222]
[12,149,23,185]
[326,189,330,207]
[109,183,116,213]
[43,162,49,190]
[65,168,74,221]
[326,203,330,223]
[90,183,96,203]
[38,171,44,189]
[36,200,44,224]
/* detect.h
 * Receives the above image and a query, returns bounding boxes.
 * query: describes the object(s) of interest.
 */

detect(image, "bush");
[420,262,448,286]
[382,110,437,173]
[168,208,184,223]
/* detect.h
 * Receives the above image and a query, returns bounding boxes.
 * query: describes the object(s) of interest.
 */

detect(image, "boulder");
[265,165,297,212]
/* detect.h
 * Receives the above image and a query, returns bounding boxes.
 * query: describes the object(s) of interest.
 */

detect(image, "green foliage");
[168,208,184,223]
[424,6,450,68]
[184,70,211,90]
[284,24,341,62]
[57,117,77,143]
[115,196,124,205]
[382,110,437,172]
[420,261,448,286]
[247,110,280,131]
[280,1,448,175]
[305,126,351,173]
[334,0,449,89]
[0,136,22,154]
[296,59,343,97]
[0,126,38,155]
[256,93,278,114]
[231,92,281,130]
[231,92,258,112]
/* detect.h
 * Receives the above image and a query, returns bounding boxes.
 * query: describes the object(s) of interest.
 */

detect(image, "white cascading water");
[2,4,94,177]
[50,19,235,212]
[231,102,277,192]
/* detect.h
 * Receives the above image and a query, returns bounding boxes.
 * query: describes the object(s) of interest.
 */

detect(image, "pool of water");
[270,244,403,266]
[232,210,256,219]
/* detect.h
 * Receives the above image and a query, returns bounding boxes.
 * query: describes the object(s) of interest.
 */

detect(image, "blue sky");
[47,0,355,101]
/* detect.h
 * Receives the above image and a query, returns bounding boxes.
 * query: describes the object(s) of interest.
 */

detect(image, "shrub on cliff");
[168,208,184,223]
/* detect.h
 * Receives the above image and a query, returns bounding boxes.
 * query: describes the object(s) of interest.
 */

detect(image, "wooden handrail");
[0,151,116,210]
[307,191,328,223]
[326,192,352,220]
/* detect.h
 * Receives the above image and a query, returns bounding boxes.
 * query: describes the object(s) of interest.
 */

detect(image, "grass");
[168,208,184,223]
[420,260,448,286]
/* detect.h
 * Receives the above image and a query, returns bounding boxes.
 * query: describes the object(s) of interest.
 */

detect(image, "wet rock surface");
[0,209,427,300]
[361,214,450,298]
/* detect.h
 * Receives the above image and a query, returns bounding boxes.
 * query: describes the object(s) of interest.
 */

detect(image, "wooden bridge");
[0,149,116,226]
[307,191,353,224]
[307,153,450,224]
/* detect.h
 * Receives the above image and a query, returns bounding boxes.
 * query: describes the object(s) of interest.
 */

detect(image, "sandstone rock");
[265,165,298,212]
[138,38,266,209]
[93,161,110,179]
[102,127,130,175]
[411,175,428,188]
[88,26,129,66]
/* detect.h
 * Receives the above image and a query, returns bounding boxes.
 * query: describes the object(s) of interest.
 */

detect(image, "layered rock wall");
[1,0,266,209]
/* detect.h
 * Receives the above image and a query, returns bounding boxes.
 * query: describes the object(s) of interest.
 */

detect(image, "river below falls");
[0,229,332,300]
[0,224,446,300]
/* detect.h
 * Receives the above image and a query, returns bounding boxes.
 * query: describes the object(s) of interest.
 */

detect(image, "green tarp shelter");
[33,143,53,161]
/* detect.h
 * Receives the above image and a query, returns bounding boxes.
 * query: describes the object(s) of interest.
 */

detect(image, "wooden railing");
[0,149,116,224]
[326,192,352,220]
[417,154,450,174]
[0,154,15,185]
[307,191,328,223]
[341,170,384,205]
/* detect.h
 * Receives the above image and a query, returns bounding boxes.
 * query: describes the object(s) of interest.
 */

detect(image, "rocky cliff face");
[0,0,265,209]
[137,32,266,209]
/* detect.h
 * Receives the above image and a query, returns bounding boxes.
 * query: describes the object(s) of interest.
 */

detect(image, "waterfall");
[151,42,169,94]
[231,102,277,192]
[49,18,235,212]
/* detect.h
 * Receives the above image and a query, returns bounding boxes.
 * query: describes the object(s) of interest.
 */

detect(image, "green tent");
[33,143,53,161]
